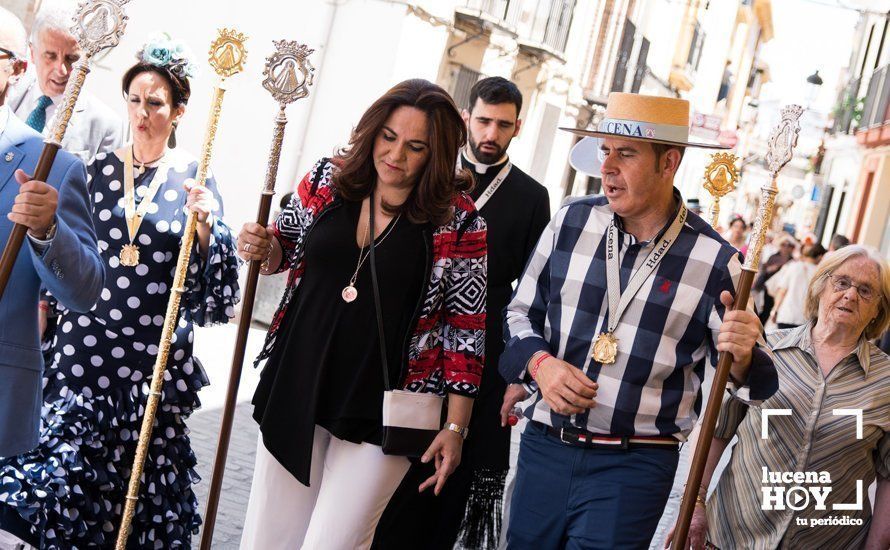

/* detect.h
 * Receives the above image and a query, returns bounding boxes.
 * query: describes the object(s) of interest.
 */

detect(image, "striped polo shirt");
[499,192,777,438]
[707,323,890,549]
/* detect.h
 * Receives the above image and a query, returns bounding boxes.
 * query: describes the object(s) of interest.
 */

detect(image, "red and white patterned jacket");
[255,158,487,397]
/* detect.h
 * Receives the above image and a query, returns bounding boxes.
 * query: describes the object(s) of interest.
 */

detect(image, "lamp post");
[806,70,823,108]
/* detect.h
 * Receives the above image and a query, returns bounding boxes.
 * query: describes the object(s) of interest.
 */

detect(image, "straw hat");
[562,92,730,149]
[566,92,729,176]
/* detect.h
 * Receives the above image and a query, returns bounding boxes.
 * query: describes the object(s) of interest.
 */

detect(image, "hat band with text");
[597,117,689,143]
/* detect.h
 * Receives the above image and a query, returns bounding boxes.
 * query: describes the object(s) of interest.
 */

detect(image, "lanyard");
[603,202,687,335]
[459,157,512,211]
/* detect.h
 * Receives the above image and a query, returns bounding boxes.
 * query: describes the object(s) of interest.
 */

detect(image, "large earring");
[168,122,178,149]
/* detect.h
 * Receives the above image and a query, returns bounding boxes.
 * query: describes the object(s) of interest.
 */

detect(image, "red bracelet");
[530,352,551,381]
[38,302,50,312]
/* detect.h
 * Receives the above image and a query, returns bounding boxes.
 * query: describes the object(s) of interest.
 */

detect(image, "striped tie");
[25,95,53,132]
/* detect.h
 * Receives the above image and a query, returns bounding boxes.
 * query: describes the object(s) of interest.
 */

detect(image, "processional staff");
[671,104,804,549]
[115,28,249,550]
[0,0,130,300]
[671,105,803,550]
[199,39,315,550]
[702,152,739,228]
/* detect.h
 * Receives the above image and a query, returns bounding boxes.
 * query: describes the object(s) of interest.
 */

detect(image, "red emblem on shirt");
[659,279,672,293]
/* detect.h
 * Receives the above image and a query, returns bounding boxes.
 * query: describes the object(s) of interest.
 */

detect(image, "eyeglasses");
[0,47,19,61]
[829,274,876,301]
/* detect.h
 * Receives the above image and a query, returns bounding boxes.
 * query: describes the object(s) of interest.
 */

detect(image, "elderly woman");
[667,245,890,549]
[236,79,487,549]
[0,34,240,548]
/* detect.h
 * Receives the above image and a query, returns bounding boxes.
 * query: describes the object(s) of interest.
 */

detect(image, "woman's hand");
[237,223,273,262]
[418,429,463,496]
[664,503,709,549]
[184,181,215,224]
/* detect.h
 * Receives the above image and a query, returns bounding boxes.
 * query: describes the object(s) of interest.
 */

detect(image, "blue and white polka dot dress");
[0,149,241,549]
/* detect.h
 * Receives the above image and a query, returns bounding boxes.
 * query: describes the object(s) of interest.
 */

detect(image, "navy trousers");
[507,422,679,549]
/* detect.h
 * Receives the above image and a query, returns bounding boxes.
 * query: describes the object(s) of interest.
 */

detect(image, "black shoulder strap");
[368,193,391,391]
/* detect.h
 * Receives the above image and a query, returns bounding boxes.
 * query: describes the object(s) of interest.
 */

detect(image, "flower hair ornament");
[136,32,198,79]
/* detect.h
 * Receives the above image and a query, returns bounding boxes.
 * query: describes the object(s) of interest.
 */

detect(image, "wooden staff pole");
[671,105,803,549]
[115,29,248,549]
[200,40,314,550]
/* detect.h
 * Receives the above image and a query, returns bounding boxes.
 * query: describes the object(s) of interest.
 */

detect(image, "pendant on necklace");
[342,285,358,303]
[120,243,140,266]
[591,332,619,364]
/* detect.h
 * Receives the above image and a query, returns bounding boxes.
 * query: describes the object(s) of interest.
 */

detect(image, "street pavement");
[187,321,712,549]
[190,322,265,550]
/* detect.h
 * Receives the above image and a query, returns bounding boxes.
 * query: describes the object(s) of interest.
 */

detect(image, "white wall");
[79,0,450,234]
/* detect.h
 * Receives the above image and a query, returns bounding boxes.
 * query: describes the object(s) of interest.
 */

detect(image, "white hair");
[29,0,76,47]
[0,7,28,56]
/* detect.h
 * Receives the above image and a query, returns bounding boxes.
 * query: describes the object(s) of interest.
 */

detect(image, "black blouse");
[253,198,428,485]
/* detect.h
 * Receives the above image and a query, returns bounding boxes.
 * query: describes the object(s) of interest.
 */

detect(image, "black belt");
[532,421,680,450]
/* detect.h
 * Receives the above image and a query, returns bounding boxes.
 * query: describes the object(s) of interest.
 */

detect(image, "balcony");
[518,0,576,59]
[455,0,521,34]
[856,64,890,148]
[831,76,862,135]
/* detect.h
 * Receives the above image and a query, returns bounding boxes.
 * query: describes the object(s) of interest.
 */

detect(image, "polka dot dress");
[0,150,241,549]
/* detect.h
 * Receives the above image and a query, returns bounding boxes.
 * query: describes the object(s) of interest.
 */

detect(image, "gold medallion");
[120,243,140,266]
[592,332,619,364]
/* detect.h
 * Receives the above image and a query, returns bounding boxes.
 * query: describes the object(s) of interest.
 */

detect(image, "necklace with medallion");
[592,202,688,365]
[341,198,401,303]
[120,146,167,267]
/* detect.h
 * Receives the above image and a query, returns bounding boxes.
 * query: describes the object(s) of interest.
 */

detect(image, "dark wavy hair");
[121,62,191,106]
[333,79,472,226]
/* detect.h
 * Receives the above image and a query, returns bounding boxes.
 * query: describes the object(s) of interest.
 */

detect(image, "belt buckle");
[559,427,585,446]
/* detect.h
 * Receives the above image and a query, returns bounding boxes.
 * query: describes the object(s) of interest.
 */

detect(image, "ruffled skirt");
[0,367,209,549]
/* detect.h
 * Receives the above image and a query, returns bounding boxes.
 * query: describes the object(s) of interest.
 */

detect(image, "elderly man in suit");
[7,0,123,162]
[0,6,103,470]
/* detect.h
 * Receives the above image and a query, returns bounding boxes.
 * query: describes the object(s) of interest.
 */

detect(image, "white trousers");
[240,426,410,550]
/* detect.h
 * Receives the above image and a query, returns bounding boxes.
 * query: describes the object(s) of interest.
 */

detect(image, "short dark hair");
[468,76,522,115]
[803,243,826,259]
[650,142,686,172]
[830,233,850,250]
[729,215,747,229]
[122,62,191,107]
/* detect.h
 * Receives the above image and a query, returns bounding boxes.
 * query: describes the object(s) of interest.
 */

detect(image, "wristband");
[530,352,551,381]
[38,302,50,312]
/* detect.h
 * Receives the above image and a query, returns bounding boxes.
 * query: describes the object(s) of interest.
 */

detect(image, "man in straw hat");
[499,92,778,547]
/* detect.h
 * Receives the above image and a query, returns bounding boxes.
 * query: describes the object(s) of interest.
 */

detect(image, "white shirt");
[0,104,9,135]
[13,79,59,134]
[769,260,817,325]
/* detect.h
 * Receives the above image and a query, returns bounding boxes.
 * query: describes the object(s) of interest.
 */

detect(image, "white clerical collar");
[462,147,508,175]
[0,105,9,135]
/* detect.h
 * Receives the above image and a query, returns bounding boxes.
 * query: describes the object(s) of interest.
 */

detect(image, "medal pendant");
[342,285,358,303]
[120,243,140,266]
[592,332,618,364]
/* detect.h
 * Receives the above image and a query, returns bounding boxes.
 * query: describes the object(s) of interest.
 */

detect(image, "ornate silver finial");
[262,40,315,104]
[70,0,129,57]
[765,104,804,176]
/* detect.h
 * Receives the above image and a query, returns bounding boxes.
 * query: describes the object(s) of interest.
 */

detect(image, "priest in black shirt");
[374,77,550,549]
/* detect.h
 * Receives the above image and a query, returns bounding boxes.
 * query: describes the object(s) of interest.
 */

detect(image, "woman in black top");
[237,79,488,549]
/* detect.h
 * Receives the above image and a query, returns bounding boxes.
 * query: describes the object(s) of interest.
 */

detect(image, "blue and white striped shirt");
[499,191,777,439]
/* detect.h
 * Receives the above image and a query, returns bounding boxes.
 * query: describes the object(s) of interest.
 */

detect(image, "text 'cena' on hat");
[561,92,730,150]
